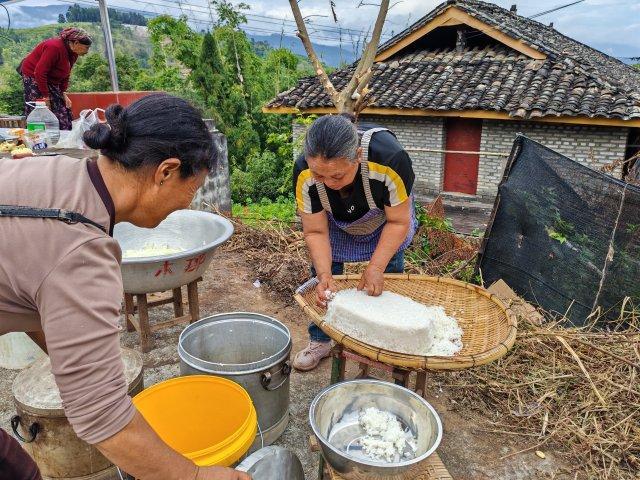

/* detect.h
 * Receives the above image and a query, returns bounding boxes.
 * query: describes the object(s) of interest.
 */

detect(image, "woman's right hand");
[315,273,337,307]
[196,466,251,480]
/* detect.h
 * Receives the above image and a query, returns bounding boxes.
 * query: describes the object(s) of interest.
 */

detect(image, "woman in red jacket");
[20,27,92,130]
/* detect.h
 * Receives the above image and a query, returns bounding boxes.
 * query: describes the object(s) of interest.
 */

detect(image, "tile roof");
[266,0,640,121]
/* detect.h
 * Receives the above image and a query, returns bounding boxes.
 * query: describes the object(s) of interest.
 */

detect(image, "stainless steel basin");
[114,210,233,293]
[309,380,442,478]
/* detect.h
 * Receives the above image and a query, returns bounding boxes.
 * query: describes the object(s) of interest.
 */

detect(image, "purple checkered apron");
[315,128,417,263]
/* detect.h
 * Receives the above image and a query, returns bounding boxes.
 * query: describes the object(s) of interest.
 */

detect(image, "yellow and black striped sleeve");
[293,157,323,214]
[368,150,414,207]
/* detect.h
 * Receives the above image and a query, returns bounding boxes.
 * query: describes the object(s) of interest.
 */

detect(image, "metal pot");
[11,348,143,479]
[309,380,443,479]
[179,313,291,448]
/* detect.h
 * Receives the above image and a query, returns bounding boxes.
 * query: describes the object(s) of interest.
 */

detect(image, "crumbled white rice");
[326,288,463,356]
[359,407,415,463]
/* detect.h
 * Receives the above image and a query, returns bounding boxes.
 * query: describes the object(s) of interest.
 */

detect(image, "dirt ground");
[0,245,574,479]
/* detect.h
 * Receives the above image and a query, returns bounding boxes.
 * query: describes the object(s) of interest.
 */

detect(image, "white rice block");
[325,288,463,356]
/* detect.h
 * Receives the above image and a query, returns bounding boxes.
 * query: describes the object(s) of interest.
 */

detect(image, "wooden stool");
[329,345,429,398]
[123,278,201,353]
[310,436,452,480]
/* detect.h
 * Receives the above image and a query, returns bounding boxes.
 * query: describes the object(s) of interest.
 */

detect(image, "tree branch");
[338,0,389,111]
[289,0,340,105]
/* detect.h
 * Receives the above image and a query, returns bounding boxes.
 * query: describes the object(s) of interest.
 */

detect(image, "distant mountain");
[247,33,356,68]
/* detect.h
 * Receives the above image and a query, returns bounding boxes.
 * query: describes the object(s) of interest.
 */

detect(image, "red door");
[443,118,482,195]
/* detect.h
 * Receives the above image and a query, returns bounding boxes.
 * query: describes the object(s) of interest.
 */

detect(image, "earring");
[160,180,164,186]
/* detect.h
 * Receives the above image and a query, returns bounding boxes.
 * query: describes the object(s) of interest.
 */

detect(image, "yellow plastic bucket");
[132,375,257,466]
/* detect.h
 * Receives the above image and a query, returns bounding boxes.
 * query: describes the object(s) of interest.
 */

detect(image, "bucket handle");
[10,415,40,443]
[261,360,292,391]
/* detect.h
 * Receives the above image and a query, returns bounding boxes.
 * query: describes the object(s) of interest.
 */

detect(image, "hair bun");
[104,104,127,151]
[82,103,127,151]
[82,122,112,150]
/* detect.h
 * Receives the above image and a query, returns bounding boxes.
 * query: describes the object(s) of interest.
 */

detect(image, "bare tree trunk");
[289,0,390,114]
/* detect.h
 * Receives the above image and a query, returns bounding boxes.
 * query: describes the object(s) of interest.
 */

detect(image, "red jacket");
[21,38,78,97]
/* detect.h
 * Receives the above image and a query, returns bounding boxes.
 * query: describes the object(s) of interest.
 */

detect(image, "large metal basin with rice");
[179,313,292,450]
[114,210,233,294]
[310,380,442,479]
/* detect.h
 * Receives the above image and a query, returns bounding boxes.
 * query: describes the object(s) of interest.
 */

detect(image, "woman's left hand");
[64,93,72,108]
[358,265,385,296]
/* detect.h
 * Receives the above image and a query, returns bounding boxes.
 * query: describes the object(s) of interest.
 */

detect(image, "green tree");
[58,13,66,24]
[0,67,24,115]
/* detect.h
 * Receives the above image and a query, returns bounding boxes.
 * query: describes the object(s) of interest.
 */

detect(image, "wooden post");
[172,287,184,317]
[124,294,135,332]
[136,294,152,353]
[415,371,427,398]
[187,280,200,323]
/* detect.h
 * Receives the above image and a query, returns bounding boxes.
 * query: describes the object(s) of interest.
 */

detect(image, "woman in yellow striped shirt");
[292,114,417,371]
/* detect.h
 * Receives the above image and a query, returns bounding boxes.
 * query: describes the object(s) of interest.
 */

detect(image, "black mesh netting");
[478,135,640,326]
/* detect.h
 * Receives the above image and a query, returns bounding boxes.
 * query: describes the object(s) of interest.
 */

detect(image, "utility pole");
[97,0,119,91]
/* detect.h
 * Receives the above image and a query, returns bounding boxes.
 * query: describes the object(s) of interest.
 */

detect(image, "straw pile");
[433,298,640,479]
[223,218,311,298]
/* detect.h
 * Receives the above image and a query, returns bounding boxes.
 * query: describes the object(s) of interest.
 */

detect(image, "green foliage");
[414,203,454,231]
[58,14,66,24]
[0,67,24,115]
[231,149,288,203]
[231,197,296,225]
[69,52,141,92]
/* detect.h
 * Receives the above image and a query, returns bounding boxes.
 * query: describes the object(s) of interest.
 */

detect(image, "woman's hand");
[196,466,251,480]
[315,273,337,307]
[358,265,385,296]
[64,93,72,108]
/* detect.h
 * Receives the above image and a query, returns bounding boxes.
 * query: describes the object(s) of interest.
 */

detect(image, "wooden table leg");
[136,294,152,353]
[392,367,410,387]
[415,371,427,398]
[124,294,136,332]
[172,287,184,317]
[330,345,346,385]
[187,281,200,323]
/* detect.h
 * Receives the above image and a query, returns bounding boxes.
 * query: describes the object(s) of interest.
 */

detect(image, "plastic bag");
[53,108,104,149]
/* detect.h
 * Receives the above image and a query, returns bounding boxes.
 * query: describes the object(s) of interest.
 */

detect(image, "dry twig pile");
[434,300,640,479]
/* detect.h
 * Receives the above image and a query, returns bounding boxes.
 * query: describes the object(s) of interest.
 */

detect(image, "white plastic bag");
[54,108,104,149]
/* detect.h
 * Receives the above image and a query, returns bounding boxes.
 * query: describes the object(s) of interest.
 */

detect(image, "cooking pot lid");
[12,347,143,415]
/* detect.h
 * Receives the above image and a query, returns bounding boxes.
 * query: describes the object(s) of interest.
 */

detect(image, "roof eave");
[261,105,640,128]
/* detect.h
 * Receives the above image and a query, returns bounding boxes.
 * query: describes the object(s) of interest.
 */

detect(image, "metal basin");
[309,380,442,479]
[114,210,233,293]
[236,446,305,479]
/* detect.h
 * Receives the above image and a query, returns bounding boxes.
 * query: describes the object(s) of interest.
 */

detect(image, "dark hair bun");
[82,103,127,151]
[82,122,111,150]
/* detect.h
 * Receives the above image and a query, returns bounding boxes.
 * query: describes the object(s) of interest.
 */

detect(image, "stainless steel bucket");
[178,313,291,448]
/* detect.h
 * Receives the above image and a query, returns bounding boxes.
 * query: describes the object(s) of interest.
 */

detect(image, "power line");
[529,0,586,19]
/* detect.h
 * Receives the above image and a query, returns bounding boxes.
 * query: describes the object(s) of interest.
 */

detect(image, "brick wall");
[291,116,628,203]
[477,120,629,200]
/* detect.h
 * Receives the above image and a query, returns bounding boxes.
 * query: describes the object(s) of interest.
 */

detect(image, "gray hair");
[303,114,359,162]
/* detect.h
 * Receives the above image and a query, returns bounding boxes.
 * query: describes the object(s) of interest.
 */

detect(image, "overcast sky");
[3,0,640,59]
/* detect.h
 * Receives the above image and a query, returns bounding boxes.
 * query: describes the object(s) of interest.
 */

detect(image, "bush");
[0,67,24,115]
[231,149,289,203]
